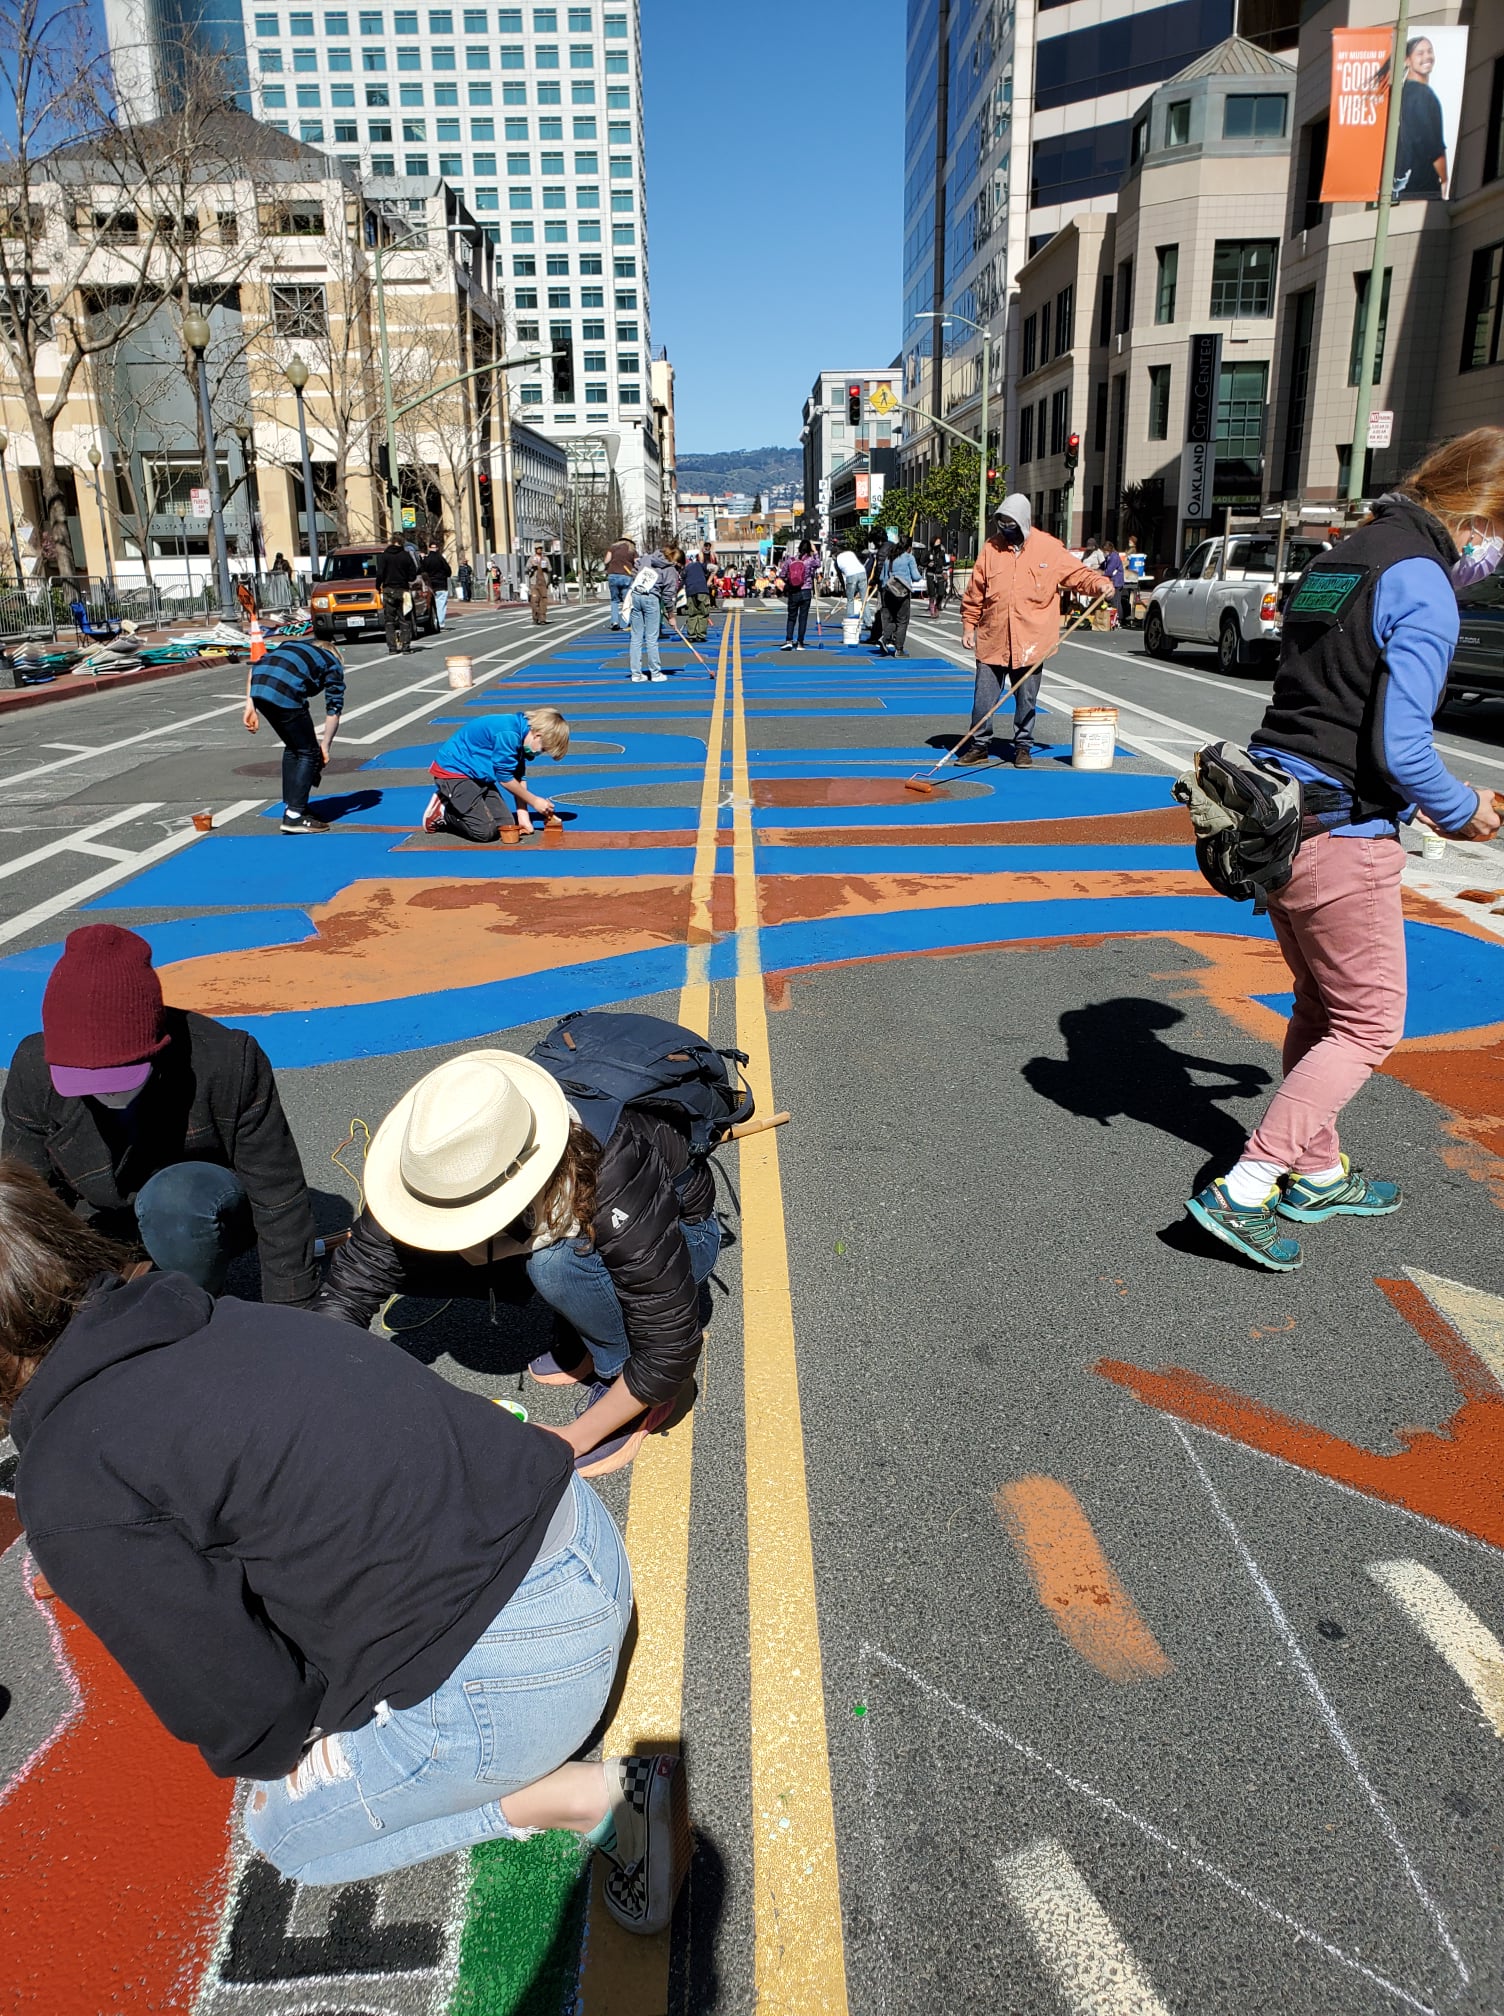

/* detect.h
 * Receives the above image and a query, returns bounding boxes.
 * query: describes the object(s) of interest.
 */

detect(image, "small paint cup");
[491,1398,529,1423]
[1422,832,1447,861]
[192,811,213,833]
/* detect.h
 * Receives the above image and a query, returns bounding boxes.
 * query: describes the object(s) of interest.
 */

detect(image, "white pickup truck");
[1142,533,1330,673]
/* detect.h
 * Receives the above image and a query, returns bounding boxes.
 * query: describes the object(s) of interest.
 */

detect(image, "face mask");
[993,521,1024,547]
[1453,534,1503,590]
[91,1084,147,1113]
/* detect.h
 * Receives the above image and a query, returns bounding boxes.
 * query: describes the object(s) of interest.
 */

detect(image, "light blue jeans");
[527,1214,721,1381]
[607,572,632,625]
[244,1475,630,1886]
[628,594,661,677]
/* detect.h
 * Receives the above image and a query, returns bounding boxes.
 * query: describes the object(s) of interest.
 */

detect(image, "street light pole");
[977,329,991,562]
[182,312,234,614]
[0,430,26,585]
[1345,0,1410,507]
[86,445,114,596]
[284,357,321,584]
[234,419,264,580]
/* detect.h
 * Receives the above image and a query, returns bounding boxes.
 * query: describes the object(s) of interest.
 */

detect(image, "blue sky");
[640,0,904,454]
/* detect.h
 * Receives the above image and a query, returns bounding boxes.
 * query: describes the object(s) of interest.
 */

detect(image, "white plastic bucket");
[1071,706,1117,770]
[842,615,862,647]
[446,655,473,689]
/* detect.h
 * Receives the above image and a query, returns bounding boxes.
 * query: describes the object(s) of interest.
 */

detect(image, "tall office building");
[901,0,1289,500]
[104,0,661,538]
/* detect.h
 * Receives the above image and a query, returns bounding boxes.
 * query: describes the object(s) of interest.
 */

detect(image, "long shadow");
[306,787,385,822]
[1022,998,1270,1178]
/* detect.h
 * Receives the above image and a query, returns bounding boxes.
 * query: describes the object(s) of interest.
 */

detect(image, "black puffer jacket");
[320,1110,715,1404]
[2,1009,318,1306]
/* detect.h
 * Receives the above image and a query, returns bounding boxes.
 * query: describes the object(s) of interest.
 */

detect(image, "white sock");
[1301,1162,1345,1187]
[1221,1157,1285,1208]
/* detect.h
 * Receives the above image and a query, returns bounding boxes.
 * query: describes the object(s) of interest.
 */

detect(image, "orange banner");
[1321,26,1393,203]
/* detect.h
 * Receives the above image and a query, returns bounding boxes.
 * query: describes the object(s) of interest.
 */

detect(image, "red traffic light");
[1067,432,1080,454]
[847,383,862,425]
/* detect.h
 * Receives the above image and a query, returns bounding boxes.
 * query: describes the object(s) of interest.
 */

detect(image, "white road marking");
[1403,1268,1504,1388]
[339,608,604,743]
[1172,1423,1469,1987]
[0,803,163,883]
[41,741,100,752]
[860,1644,1435,2013]
[998,1838,1173,2016]
[66,840,137,862]
[0,799,262,949]
[1368,1560,1504,1739]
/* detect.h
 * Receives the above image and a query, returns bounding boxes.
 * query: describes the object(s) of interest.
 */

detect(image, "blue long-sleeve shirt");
[883,552,925,590]
[432,711,530,787]
[1254,557,1478,837]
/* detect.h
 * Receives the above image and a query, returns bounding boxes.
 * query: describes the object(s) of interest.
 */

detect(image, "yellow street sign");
[869,384,897,416]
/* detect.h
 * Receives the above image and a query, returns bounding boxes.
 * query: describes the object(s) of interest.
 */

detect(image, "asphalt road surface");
[5,596,1504,2016]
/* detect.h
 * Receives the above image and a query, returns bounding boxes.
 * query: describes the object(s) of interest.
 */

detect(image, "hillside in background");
[676,447,802,495]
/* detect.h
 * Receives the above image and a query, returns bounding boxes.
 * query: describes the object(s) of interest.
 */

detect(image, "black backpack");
[530,1011,753,1153]
[1173,741,1303,915]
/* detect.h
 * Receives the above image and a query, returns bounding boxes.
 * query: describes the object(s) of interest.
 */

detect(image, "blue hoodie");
[432,711,531,786]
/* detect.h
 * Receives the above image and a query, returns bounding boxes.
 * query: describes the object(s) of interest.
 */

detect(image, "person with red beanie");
[2,925,319,1305]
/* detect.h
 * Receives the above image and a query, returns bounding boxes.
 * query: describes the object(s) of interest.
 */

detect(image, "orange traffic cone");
[249,614,265,664]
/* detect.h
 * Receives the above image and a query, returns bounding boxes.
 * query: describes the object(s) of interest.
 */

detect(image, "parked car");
[1142,534,1330,672]
[309,544,436,642]
[1448,568,1504,701]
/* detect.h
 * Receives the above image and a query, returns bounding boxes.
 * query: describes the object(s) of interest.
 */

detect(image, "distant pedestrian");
[836,546,865,621]
[682,550,712,643]
[421,546,452,631]
[527,545,551,625]
[375,535,418,655]
[271,552,292,580]
[778,540,816,650]
[876,535,923,657]
[605,535,637,630]
[1102,539,1128,628]
[863,538,887,648]
[629,545,684,683]
[244,637,346,833]
[959,496,1110,768]
[924,547,947,617]
[488,561,503,604]
[1185,427,1504,1271]
[456,557,473,600]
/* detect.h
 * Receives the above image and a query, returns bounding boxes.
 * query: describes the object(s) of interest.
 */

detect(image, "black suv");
[1450,571,1504,700]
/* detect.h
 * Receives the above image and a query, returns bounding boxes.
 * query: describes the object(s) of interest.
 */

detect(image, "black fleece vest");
[1255,497,1457,822]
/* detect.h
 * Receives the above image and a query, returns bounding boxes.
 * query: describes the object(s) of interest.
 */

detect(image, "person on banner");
[1394,36,1448,200]
[0,1159,689,1929]
[959,496,1111,768]
[2,924,319,1304]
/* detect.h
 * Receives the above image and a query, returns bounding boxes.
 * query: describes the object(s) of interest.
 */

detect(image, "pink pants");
[1244,833,1406,1173]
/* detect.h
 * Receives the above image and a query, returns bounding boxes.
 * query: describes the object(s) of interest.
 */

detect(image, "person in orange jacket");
[958,495,1112,767]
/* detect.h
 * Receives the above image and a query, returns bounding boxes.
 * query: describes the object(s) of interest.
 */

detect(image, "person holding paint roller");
[959,496,1111,768]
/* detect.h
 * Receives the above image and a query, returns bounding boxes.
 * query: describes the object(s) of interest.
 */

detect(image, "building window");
[293,46,317,67]
[393,5,415,23]
[1165,98,1190,146]
[368,116,392,137]
[428,7,450,23]
[539,80,561,102]
[506,149,528,172]
[576,185,599,207]
[365,82,389,102]
[570,44,592,67]
[1019,404,1034,464]
[508,185,532,208]
[537,43,560,68]
[260,47,284,69]
[1093,379,1108,452]
[334,118,357,139]
[325,7,348,23]
[1115,257,1133,332]
[538,113,561,136]
[610,191,632,212]
[359,7,380,25]
[1055,283,1073,355]
[543,184,565,209]
[259,199,325,234]
[402,116,425,138]
[581,316,603,338]
[533,5,556,22]
[299,118,324,141]
[397,45,421,68]
[547,285,570,307]
[1154,244,1177,324]
[1461,243,1504,371]
[297,82,320,104]
[470,82,492,101]
[582,349,605,371]
[404,151,427,172]
[504,115,527,137]
[612,223,633,244]
[477,188,502,212]
[1146,363,1171,440]
[332,82,354,102]
[1129,116,1147,167]
[370,152,395,172]
[568,5,590,24]
[605,53,626,73]
[577,82,598,103]
[521,383,543,404]
[328,45,351,66]
[613,255,634,276]
[1224,94,1286,139]
[1278,286,1315,495]
[272,283,327,338]
[255,11,278,29]
[261,83,287,103]
[1022,312,1037,376]
[603,9,625,34]
[1048,387,1070,456]
[546,252,568,273]
[1209,239,1276,317]
[363,46,386,67]
[540,148,563,172]
[1215,361,1269,474]
[1347,266,1392,384]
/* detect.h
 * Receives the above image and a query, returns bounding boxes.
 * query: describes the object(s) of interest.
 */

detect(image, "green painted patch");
[1286,567,1367,618]
[448,1831,590,2016]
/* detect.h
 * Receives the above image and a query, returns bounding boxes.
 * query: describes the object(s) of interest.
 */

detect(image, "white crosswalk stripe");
[1368,1559,1504,1740]
[998,1837,1174,2015]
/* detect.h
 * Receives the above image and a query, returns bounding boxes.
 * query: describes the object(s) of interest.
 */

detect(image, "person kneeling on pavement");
[2,924,319,1304]
[319,1015,733,1475]
[423,705,569,840]
[0,1159,688,1929]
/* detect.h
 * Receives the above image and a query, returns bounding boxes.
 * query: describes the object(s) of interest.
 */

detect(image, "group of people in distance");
[1,924,723,1922]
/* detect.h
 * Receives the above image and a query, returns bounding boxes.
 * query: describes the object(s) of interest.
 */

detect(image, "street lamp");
[915,307,995,560]
[86,444,114,597]
[552,486,566,600]
[182,312,234,612]
[234,418,264,579]
[0,429,24,585]
[283,357,321,583]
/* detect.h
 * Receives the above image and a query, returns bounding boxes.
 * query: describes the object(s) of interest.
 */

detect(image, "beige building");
[650,351,676,539]
[0,109,524,592]
[1265,0,1504,510]
[1011,37,1296,559]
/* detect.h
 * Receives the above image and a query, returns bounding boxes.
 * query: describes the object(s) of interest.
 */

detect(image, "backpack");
[1173,741,1303,915]
[530,1011,754,1154]
[785,558,806,590]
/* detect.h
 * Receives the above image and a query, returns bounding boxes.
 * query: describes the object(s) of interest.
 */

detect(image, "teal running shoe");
[1186,1180,1302,1271]
[1278,1155,1401,1222]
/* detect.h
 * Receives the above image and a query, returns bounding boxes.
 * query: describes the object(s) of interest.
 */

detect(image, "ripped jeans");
[243,1475,630,1885]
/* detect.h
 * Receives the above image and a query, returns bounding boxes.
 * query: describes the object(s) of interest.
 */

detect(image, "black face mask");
[992,520,1024,548]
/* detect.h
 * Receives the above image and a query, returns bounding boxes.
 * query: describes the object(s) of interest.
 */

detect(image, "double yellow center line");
[578,611,849,2013]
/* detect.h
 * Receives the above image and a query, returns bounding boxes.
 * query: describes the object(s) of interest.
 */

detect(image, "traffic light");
[1064,430,1080,476]
[551,337,575,403]
[847,382,862,426]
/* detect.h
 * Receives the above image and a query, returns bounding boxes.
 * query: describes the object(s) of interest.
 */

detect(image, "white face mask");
[1453,534,1503,590]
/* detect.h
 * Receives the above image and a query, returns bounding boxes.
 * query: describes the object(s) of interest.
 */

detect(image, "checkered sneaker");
[599,1753,691,1936]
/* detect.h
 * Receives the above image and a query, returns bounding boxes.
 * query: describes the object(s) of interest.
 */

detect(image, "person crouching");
[422,705,569,840]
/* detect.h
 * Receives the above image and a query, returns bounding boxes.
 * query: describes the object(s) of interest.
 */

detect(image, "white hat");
[363,1050,571,1252]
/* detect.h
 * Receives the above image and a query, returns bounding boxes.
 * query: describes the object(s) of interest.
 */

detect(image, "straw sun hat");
[364,1051,571,1251]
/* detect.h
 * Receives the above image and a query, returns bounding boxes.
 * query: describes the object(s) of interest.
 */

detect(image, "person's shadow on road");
[1022,998,1270,1192]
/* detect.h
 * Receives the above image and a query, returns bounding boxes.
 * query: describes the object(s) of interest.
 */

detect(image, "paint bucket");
[446,655,474,689]
[842,615,862,648]
[1422,832,1447,861]
[1071,707,1117,771]
[192,811,213,833]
